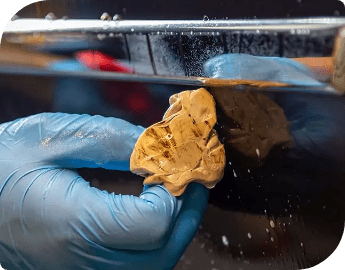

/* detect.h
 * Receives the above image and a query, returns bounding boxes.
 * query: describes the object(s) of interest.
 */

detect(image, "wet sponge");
[130,88,226,196]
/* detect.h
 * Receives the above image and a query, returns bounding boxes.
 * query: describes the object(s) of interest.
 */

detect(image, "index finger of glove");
[0,113,145,171]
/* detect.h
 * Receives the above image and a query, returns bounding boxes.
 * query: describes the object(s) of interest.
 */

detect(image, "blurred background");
[1,0,345,269]
[12,0,345,19]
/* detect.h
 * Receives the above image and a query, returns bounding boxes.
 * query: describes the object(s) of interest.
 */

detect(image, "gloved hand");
[204,54,345,170]
[0,113,209,270]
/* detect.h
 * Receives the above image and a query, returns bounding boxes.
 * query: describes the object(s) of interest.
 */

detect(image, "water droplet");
[247,169,250,173]
[100,12,112,21]
[300,242,304,247]
[256,148,260,156]
[190,31,193,35]
[270,220,275,228]
[131,28,135,32]
[222,235,229,246]
[239,250,243,255]
[203,15,210,21]
[229,161,232,165]
[290,29,295,34]
[233,169,237,177]
[113,14,122,21]
[45,12,56,20]
[97,34,107,40]
[265,228,270,233]
[323,205,326,209]
[256,30,260,34]
[247,233,252,239]
[109,33,115,37]
[270,237,274,242]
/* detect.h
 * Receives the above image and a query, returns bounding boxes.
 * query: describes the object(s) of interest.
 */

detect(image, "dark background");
[15,0,345,20]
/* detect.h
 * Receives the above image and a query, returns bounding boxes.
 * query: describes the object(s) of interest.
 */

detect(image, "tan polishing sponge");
[130,88,226,196]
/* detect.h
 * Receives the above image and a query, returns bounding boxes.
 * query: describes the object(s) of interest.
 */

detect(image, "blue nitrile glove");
[0,113,209,270]
[205,54,345,170]
[204,53,326,87]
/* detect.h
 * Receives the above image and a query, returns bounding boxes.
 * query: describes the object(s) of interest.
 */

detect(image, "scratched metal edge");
[4,17,345,34]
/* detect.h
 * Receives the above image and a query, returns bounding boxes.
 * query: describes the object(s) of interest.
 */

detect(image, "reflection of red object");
[126,91,150,112]
[76,50,161,122]
[76,50,135,73]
